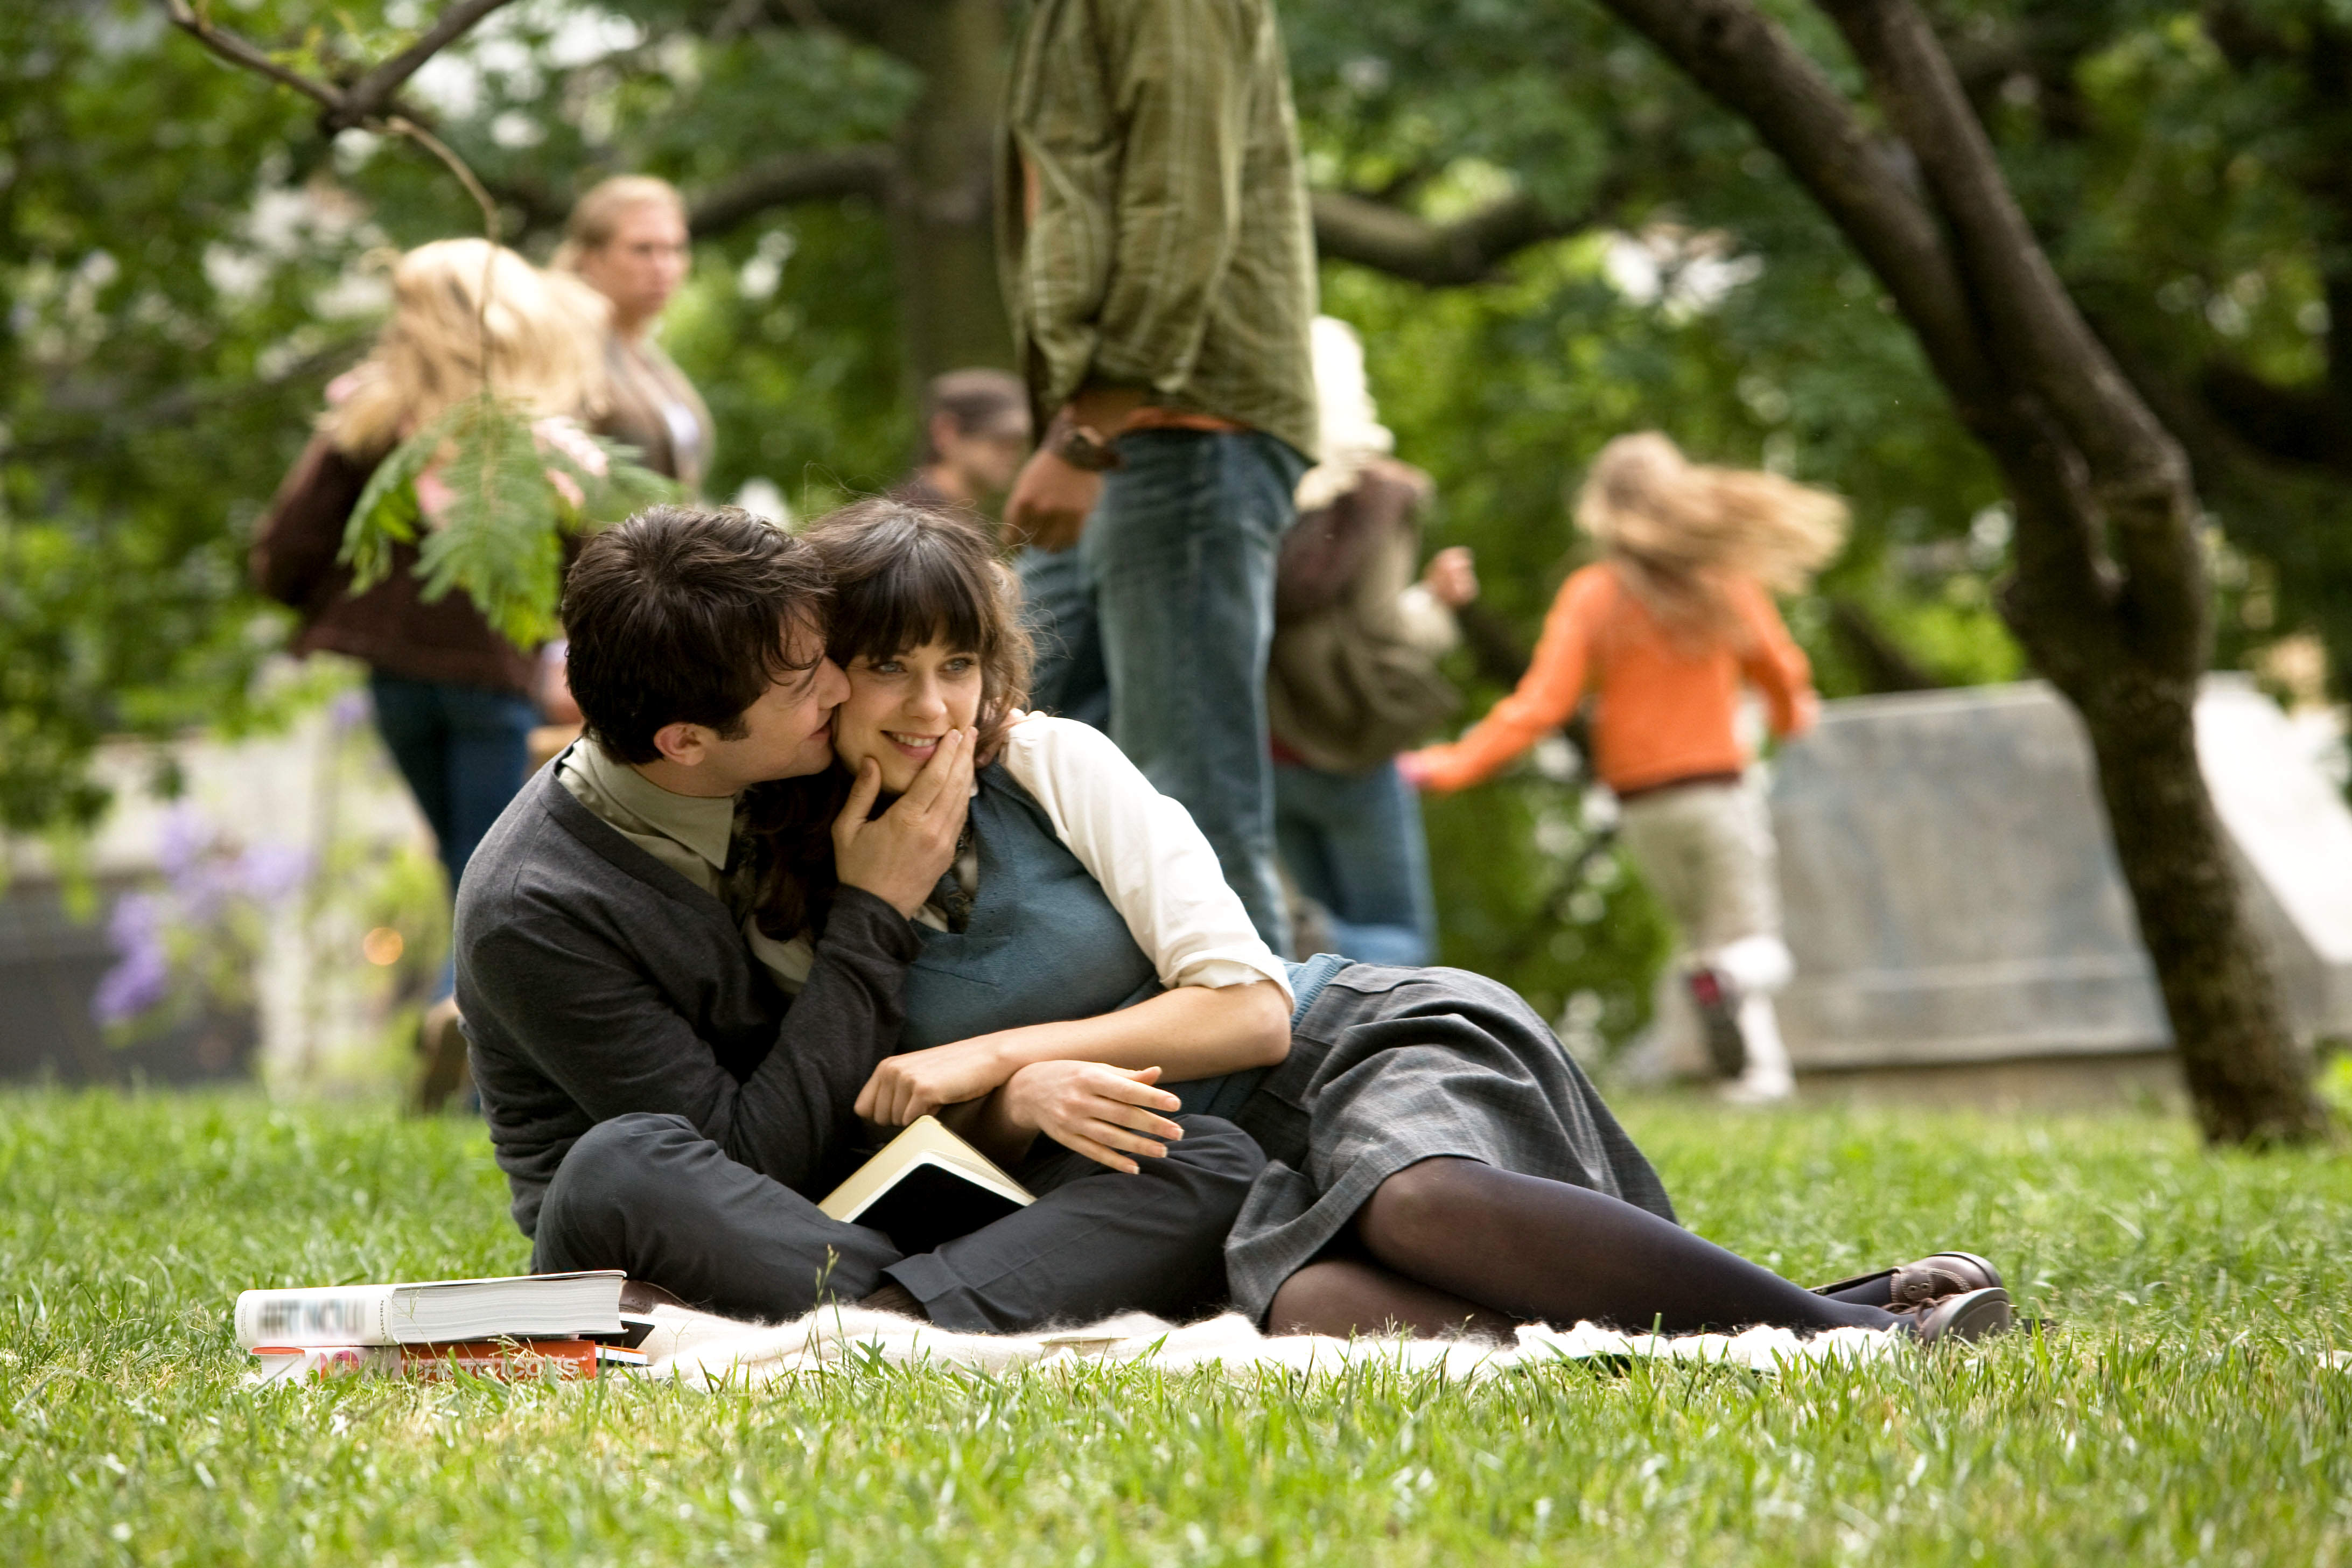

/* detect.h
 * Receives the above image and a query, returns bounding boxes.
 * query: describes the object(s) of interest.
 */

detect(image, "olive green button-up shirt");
[998,0,1320,461]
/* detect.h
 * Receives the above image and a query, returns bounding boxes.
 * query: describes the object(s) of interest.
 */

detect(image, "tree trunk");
[2071,664,2324,1141]
[865,0,1014,388]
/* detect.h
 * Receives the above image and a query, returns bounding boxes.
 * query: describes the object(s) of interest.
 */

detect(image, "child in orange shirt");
[1402,432,1846,1102]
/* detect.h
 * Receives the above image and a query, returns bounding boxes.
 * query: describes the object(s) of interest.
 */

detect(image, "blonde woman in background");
[251,238,613,1100]
[1403,432,1847,1104]
[534,177,717,743]
[553,176,712,493]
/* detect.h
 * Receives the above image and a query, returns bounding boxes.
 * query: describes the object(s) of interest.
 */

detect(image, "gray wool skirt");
[1178,961,1678,1327]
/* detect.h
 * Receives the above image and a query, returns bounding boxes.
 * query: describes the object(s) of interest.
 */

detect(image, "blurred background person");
[1268,317,1475,965]
[892,368,1034,515]
[998,0,1319,953]
[249,239,613,1104]
[536,177,713,741]
[553,175,712,494]
[1403,432,1845,1104]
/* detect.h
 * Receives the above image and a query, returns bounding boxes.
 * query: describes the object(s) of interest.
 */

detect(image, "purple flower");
[330,689,370,733]
[234,843,312,904]
[156,804,212,880]
[92,893,172,1027]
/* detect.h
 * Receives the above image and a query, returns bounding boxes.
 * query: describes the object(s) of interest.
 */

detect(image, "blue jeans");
[367,670,538,908]
[1019,430,1305,953]
[1273,758,1437,966]
[1017,546,1110,730]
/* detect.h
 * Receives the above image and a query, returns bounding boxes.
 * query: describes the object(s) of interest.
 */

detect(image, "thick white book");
[233,1270,627,1349]
[818,1116,1034,1256]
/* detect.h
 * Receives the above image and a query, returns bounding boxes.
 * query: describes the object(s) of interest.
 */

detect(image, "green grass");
[2,1090,2348,1565]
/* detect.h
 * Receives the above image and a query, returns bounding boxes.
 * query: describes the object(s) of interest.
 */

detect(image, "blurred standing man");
[998,0,1319,953]
[555,176,714,494]
[891,369,1034,515]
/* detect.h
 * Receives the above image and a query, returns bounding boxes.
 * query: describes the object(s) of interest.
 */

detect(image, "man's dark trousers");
[531,1110,1265,1331]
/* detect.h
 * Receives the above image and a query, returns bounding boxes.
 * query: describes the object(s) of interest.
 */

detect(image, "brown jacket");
[248,435,540,694]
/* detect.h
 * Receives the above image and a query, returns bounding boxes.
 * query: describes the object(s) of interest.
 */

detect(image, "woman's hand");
[855,1036,1013,1127]
[1420,546,1479,609]
[1003,1062,1184,1175]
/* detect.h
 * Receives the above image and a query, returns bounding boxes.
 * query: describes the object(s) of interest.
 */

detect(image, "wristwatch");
[1050,419,1125,472]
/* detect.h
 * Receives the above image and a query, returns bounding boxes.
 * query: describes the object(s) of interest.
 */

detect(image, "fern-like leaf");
[337,394,683,647]
[339,405,451,592]
[414,394,565,647]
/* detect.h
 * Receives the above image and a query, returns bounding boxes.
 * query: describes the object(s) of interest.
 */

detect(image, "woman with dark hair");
[753,499,2011,1345]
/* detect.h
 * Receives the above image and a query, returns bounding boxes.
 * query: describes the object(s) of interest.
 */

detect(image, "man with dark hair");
[891,368,1033,514]
[456,505,1263,1330]
[998,0,1320,951]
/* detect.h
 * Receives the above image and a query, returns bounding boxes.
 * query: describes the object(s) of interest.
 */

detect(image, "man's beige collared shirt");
[554,737,738,901]
[556,738,824,991]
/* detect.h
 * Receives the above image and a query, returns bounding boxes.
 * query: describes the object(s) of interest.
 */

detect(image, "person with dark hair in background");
[453,505,1263,1331]
[997,0,1320,951]
[891,369,1033,516]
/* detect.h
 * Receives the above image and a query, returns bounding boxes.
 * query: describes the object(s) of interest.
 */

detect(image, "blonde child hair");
[1576,431,1847,643]
[323,238,612,458]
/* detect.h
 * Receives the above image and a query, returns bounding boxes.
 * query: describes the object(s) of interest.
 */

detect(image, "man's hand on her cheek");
[830,728,976,919]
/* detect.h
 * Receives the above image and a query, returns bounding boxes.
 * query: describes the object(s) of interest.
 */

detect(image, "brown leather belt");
[1614,769,1745,803]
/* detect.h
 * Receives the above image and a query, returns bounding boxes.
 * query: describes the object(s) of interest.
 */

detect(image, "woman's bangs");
[834,536,990,664]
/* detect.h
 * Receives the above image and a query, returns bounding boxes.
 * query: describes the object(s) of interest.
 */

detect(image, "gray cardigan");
[454,766,920,1237]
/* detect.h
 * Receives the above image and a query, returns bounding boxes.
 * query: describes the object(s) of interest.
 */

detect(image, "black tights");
[1265,1158,1900,1339]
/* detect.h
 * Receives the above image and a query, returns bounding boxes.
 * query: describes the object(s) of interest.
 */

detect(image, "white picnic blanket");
[633,1305,1904,1389]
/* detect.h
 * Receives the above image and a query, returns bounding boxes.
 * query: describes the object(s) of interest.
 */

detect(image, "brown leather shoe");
[410,997,471,1115]
[1905,1286,2012,1345]
[1812,1251,2002,1307]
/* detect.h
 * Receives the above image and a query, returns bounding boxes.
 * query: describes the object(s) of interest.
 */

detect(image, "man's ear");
[650,720,711,768]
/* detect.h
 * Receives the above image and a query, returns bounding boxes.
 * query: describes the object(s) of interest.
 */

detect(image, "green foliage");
[342,396,676,648]
[22,0,2352,1024]
[669,205,916,516]
[3,1091,2350,1562]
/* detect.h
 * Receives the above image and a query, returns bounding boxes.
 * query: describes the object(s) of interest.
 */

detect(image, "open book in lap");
[820,1116,1034,1258]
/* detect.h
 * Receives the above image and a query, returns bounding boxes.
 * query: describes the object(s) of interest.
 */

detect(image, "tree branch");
[159,0,520,132]
[687,146,899,237]
[1819,0,2201,672]
[1592,0,1996,412]
[1592,0,2111,657]
[1817,1,2184,498]
[340,0,522,130]
[159,0,342,114]
[1311,188,1596,286]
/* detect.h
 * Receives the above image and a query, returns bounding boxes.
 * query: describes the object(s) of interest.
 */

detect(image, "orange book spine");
[250,1339,600,1383]
[400,1339,599,1381]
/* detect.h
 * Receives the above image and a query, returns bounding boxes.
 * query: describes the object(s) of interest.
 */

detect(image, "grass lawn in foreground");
[0,1088,2346,1565]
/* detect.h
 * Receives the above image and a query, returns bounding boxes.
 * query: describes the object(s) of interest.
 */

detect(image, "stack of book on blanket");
[236,1270,652,1383]
[239,1116,1034,1383]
